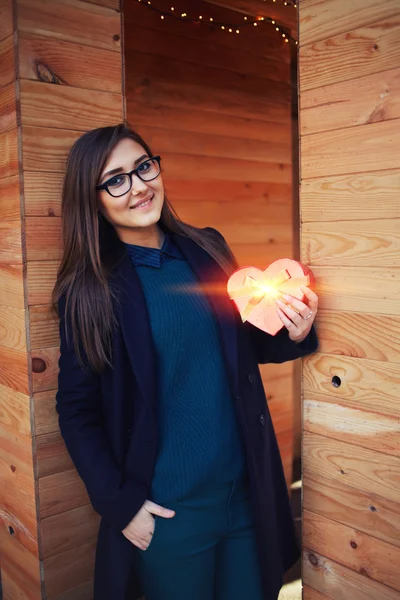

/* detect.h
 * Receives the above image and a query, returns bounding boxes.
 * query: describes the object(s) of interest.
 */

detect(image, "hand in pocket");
[122,500,175,550]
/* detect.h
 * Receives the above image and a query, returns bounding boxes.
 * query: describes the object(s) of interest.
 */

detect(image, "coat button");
[247,373,254,384]
[260,414,265,426]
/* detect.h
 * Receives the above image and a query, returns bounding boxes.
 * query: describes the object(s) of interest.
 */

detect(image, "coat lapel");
[110,253,157,410]
[172,233,240,394]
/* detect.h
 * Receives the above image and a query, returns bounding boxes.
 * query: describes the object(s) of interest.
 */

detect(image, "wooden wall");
[125,0,296,482]
[0,0,124,598]
[299,0,400,598]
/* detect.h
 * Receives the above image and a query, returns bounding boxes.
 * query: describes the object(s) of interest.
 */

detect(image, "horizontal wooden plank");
[51,581,93,600]
[0,346,29,394]
[231,241,294,269]
[26,217,62,261]
[41,503,100,558]
[300,15,400,92]
[32,346,59,392]
[162,153,292,183]
[301,169,400,223]
[20,79,123,131]
[0,383,31,436]
[304,509,400,591]
[24,171,63,216]
[19,33,122,93]
[300,0,400,46]
[81,0,119,10]
[0,306,26,350]
[315,310,400,363]
[18,0,121,52]
[301,119,400,179]
[0,263,24,308]
[126,75,290,124]
[302,219,400,266]
[301,68,400,136]
[44,541,96,598]
[30,304,59,349]
[0,129,18,179]
[0,220,22,262]
[303,472,400,549]
[124,21,289,84]
[127,99,291,143]
[141,125,291,164]
[36,430,73,477]
[125,49,291,100]
[303,548,400,600]
[0,81,17,133]
[39,468,89,518]
[166,179,292,204]
[304,398,400,456]
[303,353,400,418]
[0,0,13,42]
[33,390,58,436]
[27,260,59,305]
[22,126,80,172]
[303,431,400,504]
[0,174,20,220]
[311,265,400,316]
[0,530,41,600]
[303,586,331,600]
[0,422,34,477]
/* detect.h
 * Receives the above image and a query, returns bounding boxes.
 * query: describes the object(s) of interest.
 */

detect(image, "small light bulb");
[236,29,240,33]
[171,6,174,10]
[285,38,289,42]
[199,15,202,19]
[253,22,258,26]
[229,28,232,32]
[161,14,164,19]
[272,20,275,24]
[244,16,248,20]
[210,17,213,21]
[221,25,225,29]
[282,33,285,37]
[276,27,279,31]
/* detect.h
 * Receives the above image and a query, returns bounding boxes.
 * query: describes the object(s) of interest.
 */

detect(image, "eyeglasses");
[96,156,161,198]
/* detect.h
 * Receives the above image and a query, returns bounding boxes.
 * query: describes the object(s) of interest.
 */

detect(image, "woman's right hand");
[122,500,175,550]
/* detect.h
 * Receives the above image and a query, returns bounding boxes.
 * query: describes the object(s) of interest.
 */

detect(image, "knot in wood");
[350,540,358,549]
[36,63,65,85]
[32,357,47,373]
[308,553,318,567]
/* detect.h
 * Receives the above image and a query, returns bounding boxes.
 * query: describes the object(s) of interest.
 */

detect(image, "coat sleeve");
[56,296,147,531]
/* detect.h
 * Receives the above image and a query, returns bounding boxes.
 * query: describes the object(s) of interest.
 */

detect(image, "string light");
[134,0,296,45]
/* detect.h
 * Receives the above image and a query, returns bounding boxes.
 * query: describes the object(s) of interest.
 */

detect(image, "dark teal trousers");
[133,479,265,600]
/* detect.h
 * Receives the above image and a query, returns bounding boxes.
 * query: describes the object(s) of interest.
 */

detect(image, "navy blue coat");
[56,231,318,600]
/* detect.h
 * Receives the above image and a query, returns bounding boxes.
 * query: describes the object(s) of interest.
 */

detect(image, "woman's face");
[97,138,164,240]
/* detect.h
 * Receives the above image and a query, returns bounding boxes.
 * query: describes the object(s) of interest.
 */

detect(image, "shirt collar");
[124,234,183,268]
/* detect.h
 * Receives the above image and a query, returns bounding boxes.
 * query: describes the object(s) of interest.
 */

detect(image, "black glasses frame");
[96,155,162,197]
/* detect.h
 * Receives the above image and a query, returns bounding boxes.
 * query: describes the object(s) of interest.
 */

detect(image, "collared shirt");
[124,235,183,268]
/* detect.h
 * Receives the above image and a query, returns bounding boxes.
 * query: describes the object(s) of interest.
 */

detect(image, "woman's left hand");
[276,286,318,344]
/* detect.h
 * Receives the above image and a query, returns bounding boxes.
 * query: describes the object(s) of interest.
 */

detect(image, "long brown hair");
[52,123,236,372]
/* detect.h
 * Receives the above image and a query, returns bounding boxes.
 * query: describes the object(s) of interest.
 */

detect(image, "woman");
[54,123,318,600]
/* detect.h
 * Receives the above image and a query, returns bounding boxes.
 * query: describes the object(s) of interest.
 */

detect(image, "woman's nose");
[130,174,148,195]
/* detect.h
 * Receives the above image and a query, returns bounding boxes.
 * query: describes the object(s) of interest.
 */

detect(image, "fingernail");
[283,294,290,300]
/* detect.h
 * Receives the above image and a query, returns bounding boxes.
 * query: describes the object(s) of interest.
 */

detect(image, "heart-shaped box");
[227,259,314,335]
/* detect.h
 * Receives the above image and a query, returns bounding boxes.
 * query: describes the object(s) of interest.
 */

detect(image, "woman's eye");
[138,161,151,173]
[108,175,125,188]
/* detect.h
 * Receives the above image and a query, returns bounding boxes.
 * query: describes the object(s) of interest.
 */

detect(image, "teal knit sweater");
[125,237,245,504]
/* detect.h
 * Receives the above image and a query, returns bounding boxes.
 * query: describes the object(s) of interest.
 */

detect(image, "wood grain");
[0,383,30,435]
[32,346,59,392]
[0,129,18,179]
[0,346,29,394]
[303,431,400,504]
[0,220,22,263]
[304,397,400,456]
[166,179,291,205]
[310,266,400,316]
[300,0,400,46]
[0,306,26,351]
[26,217,62,261]
[19,33,122,93]
[301,169,400,223]
[18,0,121,52]
[303,586,331,600]
[0,81,17,132]
[22,126,80,172]
[303,548,400,600]
[41,503,100,558]
[304,472,400,549]
[39,469,89,518]
[24,171,63,216]
[44,541,96,598]
[303,353,400,418]
[314,310,400,363]
[0,174,20,220]
[301,119,400,179]
[0,263,24,308]
[301,67,400,135]
[300,16,400,92]
[36,431,73,477]
[30,304,59,349]
[33,390,58,436]
[27,260,59,305]
[302,219,400,266]
[50,581,93,600]
[80,0,119,11]
[0,0,13,42]
[20,79,123,131]
[0,530,41,600]
[304,509,400,591]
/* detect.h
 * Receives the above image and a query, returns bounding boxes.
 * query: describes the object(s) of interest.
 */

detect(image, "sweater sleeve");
[56,295,147,531]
